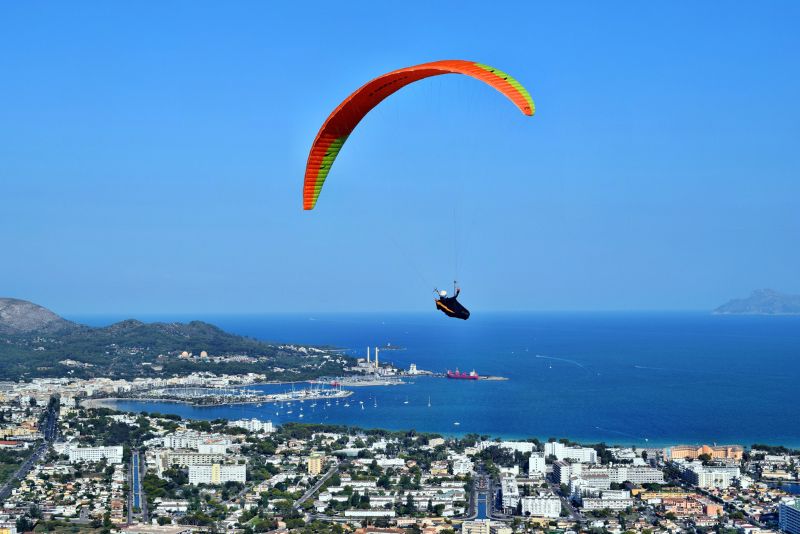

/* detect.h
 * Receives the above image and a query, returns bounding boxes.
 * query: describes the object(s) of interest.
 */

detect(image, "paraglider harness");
[434,282,470,320]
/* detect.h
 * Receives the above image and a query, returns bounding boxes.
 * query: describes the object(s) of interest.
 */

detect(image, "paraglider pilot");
[435,284,470,320]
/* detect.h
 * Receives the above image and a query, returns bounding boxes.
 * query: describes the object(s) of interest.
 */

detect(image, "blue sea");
[76,312,800,448]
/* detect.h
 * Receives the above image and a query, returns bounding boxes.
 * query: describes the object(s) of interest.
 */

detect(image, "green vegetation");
[752,443,800,455]
[0,449,28,486]
[33,520,110,533]
[63,408,154,447]
[0,318,352,381]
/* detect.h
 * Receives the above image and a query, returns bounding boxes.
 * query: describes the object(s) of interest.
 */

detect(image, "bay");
[78,312,800,447]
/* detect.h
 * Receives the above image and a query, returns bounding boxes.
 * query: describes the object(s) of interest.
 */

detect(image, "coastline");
[69,313,800,450]
[87,397,800,450]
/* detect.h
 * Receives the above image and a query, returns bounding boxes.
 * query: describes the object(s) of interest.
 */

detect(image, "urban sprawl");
[0,376,799,534]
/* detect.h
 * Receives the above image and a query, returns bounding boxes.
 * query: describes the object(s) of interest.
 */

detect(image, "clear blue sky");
[1,1,798,314]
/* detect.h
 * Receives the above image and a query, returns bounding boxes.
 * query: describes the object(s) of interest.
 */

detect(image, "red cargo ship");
[446,368,480,380]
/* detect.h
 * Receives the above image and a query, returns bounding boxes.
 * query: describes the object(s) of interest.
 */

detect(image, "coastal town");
[3,0,799,532]
[0,375,799,534]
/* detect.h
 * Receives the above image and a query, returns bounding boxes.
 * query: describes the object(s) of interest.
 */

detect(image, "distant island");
[0,297,353,381]
[714,288,800,316]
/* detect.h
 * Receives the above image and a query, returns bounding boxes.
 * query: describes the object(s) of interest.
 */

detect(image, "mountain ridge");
[0,297,350,380]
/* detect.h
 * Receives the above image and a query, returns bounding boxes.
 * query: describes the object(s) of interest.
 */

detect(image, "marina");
[125,385,351,406]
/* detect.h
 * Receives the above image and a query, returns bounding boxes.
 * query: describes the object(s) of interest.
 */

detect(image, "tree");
[16,517,34,532]
[406,493,416,514]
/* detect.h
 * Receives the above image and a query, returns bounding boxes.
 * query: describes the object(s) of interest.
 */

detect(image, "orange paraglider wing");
[303,60,535,210]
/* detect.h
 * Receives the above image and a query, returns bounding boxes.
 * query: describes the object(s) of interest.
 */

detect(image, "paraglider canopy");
[302,59,535,210]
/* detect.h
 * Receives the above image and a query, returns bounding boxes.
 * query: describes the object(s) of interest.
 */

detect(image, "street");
[294,464,340,511]
[0,397,59,503]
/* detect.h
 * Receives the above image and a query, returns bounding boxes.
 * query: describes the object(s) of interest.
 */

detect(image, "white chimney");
[366,346,370,364]
[375,347,379,368]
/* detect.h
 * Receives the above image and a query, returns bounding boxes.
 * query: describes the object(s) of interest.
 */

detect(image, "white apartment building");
[780,499,800,534]
[68,446,123,464]
[162,432,232,451]
[528,452,546,477]
[228,418,274,433]
[581,490,634,511]
[500,475,520,510]
[163,432,204,450]
[198,443,228,455]
[451,455,474,475]
[157,451,227,475]
[188,463,246,485]
[499,441,536,454]
[678,462,740,489]
[520,492,561,518]
[352,457,404,469]
[570,474,611,497]
[612,466,664,484]
[163,451,226,466]
[545,442,598,464]
[552,460,581,485]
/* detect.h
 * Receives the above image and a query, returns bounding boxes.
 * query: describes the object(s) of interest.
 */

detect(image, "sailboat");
[427,396,431,408]
[403,397,409,405]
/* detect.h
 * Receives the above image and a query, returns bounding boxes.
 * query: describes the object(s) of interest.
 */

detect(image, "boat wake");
[535,354,591,374]
[594,425,650,443]
[634,365,668,371]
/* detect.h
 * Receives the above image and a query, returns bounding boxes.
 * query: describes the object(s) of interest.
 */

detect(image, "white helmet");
[439,290,448,297]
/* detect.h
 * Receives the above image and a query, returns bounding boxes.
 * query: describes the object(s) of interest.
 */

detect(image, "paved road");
[293,465,339,510]
[548,480,582,522]
[0,398,59,503]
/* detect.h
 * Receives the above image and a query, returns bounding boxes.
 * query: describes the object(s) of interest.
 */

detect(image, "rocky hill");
[714,289,800,315]
[0,298,79,335]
